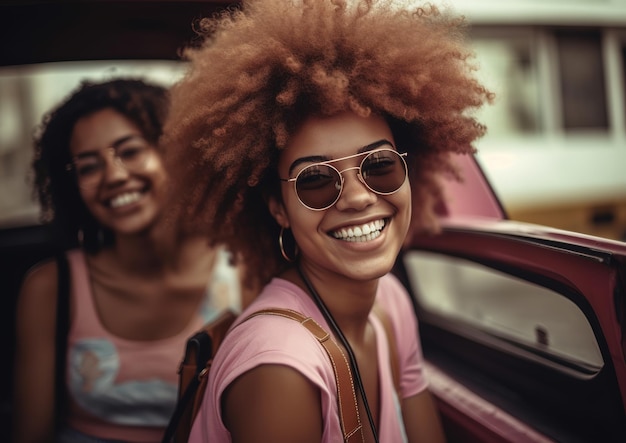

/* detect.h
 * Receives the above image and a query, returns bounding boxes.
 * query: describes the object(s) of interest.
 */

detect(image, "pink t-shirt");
[189,273,427,442]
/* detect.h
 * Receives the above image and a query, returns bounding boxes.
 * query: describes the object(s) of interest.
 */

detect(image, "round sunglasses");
[280,148,408,211]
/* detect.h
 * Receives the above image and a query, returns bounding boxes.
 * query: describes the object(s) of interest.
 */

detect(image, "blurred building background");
[1,0,625,241]
[452,0,626,241]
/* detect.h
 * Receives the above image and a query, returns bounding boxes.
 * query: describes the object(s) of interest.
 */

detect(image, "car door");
[394,153,626,442]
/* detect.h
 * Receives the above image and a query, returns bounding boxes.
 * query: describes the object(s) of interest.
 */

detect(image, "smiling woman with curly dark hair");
[164,0,492,441]
[14,78,244,443]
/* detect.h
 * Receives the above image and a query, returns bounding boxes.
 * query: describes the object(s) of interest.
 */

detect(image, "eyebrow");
[74,134,144,159]
[287,138,394,176]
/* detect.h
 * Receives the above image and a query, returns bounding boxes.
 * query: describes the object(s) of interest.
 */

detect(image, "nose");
[333,166,376,211]
[101,150,130,184]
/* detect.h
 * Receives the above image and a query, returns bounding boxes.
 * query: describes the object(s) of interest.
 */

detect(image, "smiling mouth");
[330,218,387,242]
[109,191,142,208]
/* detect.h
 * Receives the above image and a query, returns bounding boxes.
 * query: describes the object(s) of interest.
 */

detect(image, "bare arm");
[222,364,323,443]
[12,260,60,443]
[403,389,447,443]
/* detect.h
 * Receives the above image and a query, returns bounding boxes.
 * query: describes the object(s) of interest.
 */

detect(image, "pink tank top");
[64,249,240,442]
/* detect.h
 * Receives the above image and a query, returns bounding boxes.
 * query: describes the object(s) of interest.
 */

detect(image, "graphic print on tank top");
[68,339,178,426]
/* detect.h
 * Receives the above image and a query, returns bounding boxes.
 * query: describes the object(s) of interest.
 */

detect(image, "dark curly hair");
[32,77,169,252]
[163,0,493,288]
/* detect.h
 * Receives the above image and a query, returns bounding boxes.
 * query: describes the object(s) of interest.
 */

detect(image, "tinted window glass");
[404,250,604,371]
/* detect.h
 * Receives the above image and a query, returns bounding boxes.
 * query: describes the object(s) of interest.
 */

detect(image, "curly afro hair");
[163,0,493,289]
[32,77,169,252]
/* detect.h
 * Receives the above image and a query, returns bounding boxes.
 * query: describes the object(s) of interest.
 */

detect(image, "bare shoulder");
[16,258,59,329]
[13,258,62,443]
[222,364,323,443]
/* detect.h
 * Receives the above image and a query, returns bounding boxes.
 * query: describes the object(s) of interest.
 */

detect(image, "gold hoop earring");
[279,227,298,262]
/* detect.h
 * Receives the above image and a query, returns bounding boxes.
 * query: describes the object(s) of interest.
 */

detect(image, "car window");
[0,60,186,229]
[399,228,626,442]
[404,250,604,372]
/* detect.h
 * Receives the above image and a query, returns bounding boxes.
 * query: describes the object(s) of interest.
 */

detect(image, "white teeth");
[332,219,386,242]
[110,191,142,208]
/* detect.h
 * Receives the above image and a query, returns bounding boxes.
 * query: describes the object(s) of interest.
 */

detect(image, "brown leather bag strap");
[244,308,364,443]
[164,310,238,443]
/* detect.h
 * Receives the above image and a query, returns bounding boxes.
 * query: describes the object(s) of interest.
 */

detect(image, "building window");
[556,30,608,131]
[471,32,541,138]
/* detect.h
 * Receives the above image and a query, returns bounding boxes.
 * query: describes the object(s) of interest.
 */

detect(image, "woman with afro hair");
[163,0,492,441]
